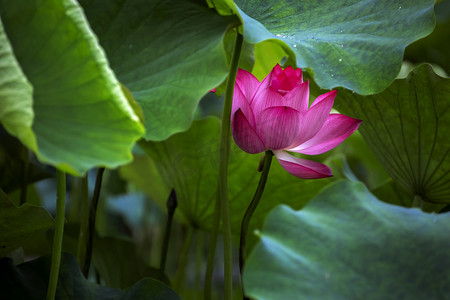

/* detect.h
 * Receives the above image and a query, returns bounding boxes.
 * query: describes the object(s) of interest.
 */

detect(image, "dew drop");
[293,44,297,48]
[340,44,344,48]
[338,58,342,62]
[398,5,402,9]
[331,74,334,77]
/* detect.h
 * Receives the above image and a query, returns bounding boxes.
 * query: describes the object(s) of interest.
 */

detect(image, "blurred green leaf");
[0,189,53,257]
[0,0,144,175]
[336,64,450,204]
[93,236,169,289]
[214,0,435,94]
[137,117,334,239]
[0,128,51,193]
[372,179,446,213]
[252,40,289,81]
[119,154,171,209]
[405,0,450,74]
[324,131,391,191]
[0,253,180,300]
[244,181,450,300]
[79,0,236,141]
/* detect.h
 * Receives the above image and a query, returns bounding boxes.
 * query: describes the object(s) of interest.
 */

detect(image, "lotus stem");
[239,150,273,297]
[82,167,105,277]
[204,188,221,300]
[46,170,66,300]
[218,31,243,300]
[160,189,178,272]
[76,175,89,269]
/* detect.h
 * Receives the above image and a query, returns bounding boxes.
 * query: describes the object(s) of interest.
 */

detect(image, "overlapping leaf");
[0,0,144,175]
[0,190,53,257]
[214,0,435,95]
[244,181,450,299]
[336,64,450,204]
[79,0,236,141]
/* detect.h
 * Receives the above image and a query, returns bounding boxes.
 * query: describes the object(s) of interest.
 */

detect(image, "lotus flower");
[231,64,362,179]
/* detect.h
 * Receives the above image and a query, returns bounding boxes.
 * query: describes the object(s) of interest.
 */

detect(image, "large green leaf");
[336,64,450,204]
[215,0,435,95]
[0,18,35,151]
[0,252,180,300]
[79,0,235,141]
[244,180,450,300]
[0,189,53,257]
[135,117,334,236]
[0,0,144,175]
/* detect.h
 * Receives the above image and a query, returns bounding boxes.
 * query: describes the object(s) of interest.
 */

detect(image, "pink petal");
[289,114,362,155]
[293,90,337,146]
[274,150,332,179]
[235,69,260,101]
[232,109,265,154]
[284,80,310,114]
[250,81,285,116]
[268,65,303,96]
[283,65,303,86]
[232,84,256,127]
[256,106,302,150]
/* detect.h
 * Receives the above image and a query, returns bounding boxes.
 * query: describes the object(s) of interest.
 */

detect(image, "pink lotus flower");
[231,64,362,179]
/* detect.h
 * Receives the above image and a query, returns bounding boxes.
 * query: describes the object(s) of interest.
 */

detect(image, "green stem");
[160,189,177,272]
[46,170,66,300]
[239,150,273,294]
[174,227,195,292]
[82,167,105,277]
[218,32,243,300]
[76,175,89,270]
[204,189,221,300]
[195,232,204,299]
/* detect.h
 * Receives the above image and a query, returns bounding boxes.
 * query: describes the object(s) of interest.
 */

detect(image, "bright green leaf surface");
[79,0,235,141]
[336,64,450,204]
[0,19,36,151]
[222,0,435,94]
[0,252,180,299]
[137,117,333,236]
[244,181,450,300]
[0,190,53,257]
[0,0,144,175]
